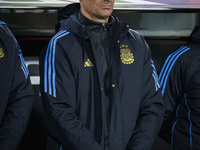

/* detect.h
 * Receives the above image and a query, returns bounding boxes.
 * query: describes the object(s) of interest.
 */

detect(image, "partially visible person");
[0,21,34,150]
[159,25,200,150]
[40,1,165,150]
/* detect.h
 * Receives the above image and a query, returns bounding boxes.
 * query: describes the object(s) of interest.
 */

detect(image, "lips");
[101,4,112,9]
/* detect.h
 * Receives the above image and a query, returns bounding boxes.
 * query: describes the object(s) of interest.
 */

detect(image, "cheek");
[88,2,97,12]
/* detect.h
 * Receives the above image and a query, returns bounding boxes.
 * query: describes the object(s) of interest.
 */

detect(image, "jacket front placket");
[81,36,108,148]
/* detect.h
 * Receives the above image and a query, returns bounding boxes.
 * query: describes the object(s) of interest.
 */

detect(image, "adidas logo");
[84,59,94,67]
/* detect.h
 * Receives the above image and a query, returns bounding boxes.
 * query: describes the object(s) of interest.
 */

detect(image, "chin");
[101,12,112,18]
[99,15,110,20]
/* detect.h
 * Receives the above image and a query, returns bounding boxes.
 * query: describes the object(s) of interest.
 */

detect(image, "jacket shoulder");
[0,21,7,31]
[128,28,150,52]
[40,29,80,60]
[50,29,79,53]
[0,21,14,38]
[128,28,144,41]
[174,43,199,63]
[0,21,18,53]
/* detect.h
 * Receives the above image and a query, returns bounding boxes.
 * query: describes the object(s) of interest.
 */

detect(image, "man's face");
[80,0,115,23]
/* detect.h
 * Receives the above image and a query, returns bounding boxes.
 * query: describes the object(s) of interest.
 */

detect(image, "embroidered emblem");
[120,44,134,64]
[0,48,4,58]
[84,59,94,67]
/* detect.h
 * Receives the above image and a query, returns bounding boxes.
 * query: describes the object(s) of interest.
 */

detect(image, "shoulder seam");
[159,46,190,95]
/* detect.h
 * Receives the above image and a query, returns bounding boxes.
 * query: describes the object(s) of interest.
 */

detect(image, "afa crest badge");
[0,48,4,58]
[120,44,134,64]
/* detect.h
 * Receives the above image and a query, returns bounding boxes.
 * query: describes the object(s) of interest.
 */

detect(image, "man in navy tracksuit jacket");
[0,21,34,150]
[40,2,165,150]
[159,25,200,150]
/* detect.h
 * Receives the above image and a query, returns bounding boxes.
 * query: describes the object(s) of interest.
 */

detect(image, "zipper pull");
[102,23,107,31]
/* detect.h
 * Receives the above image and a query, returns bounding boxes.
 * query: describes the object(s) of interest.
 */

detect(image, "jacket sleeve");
[40,39,103,150]
[0,45,34,149]
[158,46,189,143]
[126,36,165,150]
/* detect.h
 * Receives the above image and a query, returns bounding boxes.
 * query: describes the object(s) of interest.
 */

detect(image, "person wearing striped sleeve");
[0,21,34,150]
[40,1,165,150]
[159,25,200,150]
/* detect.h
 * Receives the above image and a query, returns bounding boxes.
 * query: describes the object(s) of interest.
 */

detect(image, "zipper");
[102,23,107,31]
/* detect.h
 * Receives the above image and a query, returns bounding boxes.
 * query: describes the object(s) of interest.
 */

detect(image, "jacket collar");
[57,3,130,40]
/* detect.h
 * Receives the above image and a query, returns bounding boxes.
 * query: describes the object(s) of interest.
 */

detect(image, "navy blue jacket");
[159,25,200,150]
[0,21,34,150]
[40,4,165,150]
